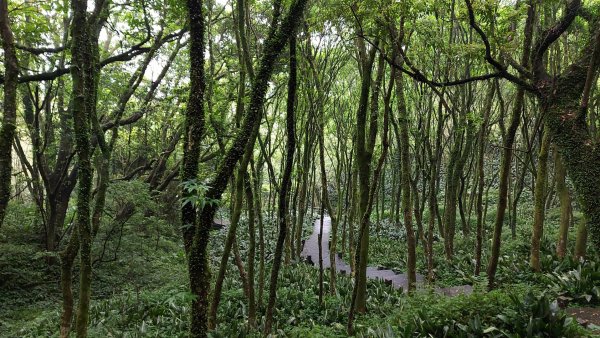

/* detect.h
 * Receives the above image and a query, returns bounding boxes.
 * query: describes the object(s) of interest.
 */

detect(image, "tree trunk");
[181,0,208,335]
[352,37,377,314]
[555,149,571,259]
[59,229,79,338]
[574,219,588,260]
[0,0,19,228]
[487,1,535,289]
[181,0,207,255]
[530,126,550,271]
[265,31,299,334]
[70,0,100,334]
[475,83,494,276]
[244,173,257,327]
[393,61,416,291]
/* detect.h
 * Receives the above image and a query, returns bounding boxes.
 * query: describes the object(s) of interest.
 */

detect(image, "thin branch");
[15,43,67,55]
[531,0,582,81]
[464,0,537,92]
[581,29,600,111]
[1,29,186,85]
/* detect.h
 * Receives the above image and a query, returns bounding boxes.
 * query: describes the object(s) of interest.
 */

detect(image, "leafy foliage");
[546,260,600,305]
[181,179,221,211]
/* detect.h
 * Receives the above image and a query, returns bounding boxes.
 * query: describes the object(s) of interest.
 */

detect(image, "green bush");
[546,259,600,305]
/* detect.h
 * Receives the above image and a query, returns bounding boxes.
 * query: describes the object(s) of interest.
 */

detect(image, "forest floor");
[567,307,600,333]
[1,192,599,337]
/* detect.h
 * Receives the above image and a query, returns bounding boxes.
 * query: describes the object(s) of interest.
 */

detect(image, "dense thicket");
[1,0,600,337]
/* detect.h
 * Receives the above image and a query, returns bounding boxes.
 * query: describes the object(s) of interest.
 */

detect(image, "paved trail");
[300,216,472,296]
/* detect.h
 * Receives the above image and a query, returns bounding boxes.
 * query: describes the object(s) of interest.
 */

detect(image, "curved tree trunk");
[183,2,307,334]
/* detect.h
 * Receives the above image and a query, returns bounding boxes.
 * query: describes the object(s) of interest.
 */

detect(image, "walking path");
[300,215,472,296]
[299,216,600,333]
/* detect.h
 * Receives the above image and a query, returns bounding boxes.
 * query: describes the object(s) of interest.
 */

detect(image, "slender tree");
[186,1,307,335]
[555,150,572,259]
[0,0,18,229]
[475,83,495,275]
[265,32,298,333]
[481,0,535,288]
[530,126,550,271]
[393,54,416,291]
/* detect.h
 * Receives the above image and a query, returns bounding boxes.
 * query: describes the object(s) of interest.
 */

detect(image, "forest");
[1,0,600,336]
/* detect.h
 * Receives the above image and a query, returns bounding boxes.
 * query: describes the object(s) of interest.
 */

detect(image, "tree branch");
[464,0,537,92]
[532,0,582,81]
[1,29,186,85]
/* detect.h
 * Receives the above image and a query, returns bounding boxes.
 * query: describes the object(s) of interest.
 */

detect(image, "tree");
[68,0,103,334]
[530,127,550,271]
[466,0,600,257]
[555,148,571,259]
[472,0,535,288]
[265,32,298,333]
[184,0,307,335]
[392,53,416,291]
[0,0,18,229]
[475,83,495,275]
[351,29,379,314]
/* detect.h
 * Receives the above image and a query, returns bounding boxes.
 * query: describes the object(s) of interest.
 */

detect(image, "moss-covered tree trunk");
[393,59,417,291]
[530,126,550,271]
[531,1,600,252]
[186,2,307,335]
[59,229,79,337]
[574,219,588,260]
[69,0,102,335]
[542,93,600,252]
[555,150,571,259]
[0,0,19,229]
[180,0,208,336]
[243,173,257,327]
[475,83,494,276]
[181,0,207,255]
[265,32,298,333]
[352,36,377,314]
